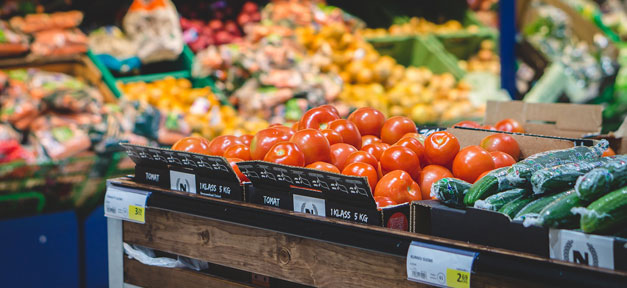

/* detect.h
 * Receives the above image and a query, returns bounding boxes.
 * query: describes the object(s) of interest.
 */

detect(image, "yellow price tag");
[128,205,145,222]
[446,269,470,288]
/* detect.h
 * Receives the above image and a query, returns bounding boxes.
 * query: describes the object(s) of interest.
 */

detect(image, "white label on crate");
[170,170,196,194]
[549,229,614,270]
[293,194,326,217]
[406,241,477,288]
[104,185,150,224]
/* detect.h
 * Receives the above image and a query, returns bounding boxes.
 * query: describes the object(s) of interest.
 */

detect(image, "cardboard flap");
[484,101,603,137]
[448,127,595,159]
[121,143,241,184]
[238,161,376,208]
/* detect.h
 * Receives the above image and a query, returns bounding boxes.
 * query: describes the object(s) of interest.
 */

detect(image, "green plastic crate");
[367,35,465,79]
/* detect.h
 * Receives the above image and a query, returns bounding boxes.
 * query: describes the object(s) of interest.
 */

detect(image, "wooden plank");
[124,257,253,288]
[123,208,552,288]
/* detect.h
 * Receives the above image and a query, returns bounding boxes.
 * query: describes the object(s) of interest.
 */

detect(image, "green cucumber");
[463,167,509,206]
[498,197,533,219]
[575,157,627,201]
[513,190,570,221]
[530,156,624,195]
[465,141,607,206]
[576,186,627,234]
[431,178,471,208]
[523,190,590,228]
[474,188,528,211]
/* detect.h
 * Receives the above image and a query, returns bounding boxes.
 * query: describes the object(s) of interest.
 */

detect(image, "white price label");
[407,242,477,288]
[170,170,197,194]
[549,229,615,270]
[104,185,151,224]
[293,194,326,217]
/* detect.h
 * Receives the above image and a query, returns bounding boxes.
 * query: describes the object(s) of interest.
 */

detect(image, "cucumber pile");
[432,140,627,235]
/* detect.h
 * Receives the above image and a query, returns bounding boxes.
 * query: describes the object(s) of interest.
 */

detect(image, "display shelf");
[107,178,627,288]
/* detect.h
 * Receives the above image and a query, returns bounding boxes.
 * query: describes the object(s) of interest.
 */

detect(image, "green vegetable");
[575,157,627,201]
[466,141,607,206]
[576,186,627,234]
[431,178,471,208]
[498,197,533,219]
[523,190,589,228]
[463,167,509,206]
[513,191,570,221]
[474,188,528,211]
[530,156,624,195]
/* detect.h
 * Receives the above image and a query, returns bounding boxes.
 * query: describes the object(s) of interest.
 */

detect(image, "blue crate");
[0,211,79,288]
[84,206,108,288]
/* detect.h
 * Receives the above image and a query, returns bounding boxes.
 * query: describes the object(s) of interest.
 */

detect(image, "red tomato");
[328,119,362,149]
[394,137,425,164]
[224,143,251,160]
[290,129,331,164]
[374,196,397,208]
[452,146,495,183]
[306,161,340,173]
[250,127,294,160]
[402,132,426,144]
[495,118,525,133]
[361,143,389,161]
[263,142,305,166]
[298,107,340,130]
[380,116,417,144]
[344,151,378,169]
[602,147,616,157]
[424,131,460,166]
[318,104,340,117]
[342,162,378,191]
[330,143,358,171]
[380,146,421,181]
[480,133,521,161]
[453,120,480,129]
[475,170,491,183]
[227,158,250,182]
[490,151,516,168]
[291,122,299,131]
[481,125,498,131]
[374,170,422,204]
[419,165,453,200]
[207,135,243,156]
[321,129,343,145]
[362,135,382,147]
[171,136,211,155]
[377,162,384,179]
[239,135,253,146]
[347,107,386,137]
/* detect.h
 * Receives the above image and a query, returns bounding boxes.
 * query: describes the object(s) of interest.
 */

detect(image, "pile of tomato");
[171,105,522,209]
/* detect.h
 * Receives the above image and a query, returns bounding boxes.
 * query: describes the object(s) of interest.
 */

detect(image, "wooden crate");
[107,178,627,288]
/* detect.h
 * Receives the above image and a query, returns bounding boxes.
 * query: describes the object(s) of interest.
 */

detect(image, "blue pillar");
[500,0,517,99]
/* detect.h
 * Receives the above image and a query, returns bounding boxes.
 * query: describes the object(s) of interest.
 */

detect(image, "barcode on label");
[106,207,116,214]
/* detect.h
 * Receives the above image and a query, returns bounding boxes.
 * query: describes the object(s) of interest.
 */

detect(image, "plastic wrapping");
[431,177,471,208]
[123,243,208,271]
[577,186,627,234]
[474,188,528,211]
[469,141,608,205]
[523,189,587,228]
[530,155,626,195]
[513,190,570,221]
[575,157,627,201]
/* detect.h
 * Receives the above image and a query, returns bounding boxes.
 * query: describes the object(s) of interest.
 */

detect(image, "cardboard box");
[121,144,248,201]
[237,161,410,231]
[483,100,603,139]
[585,118,627,155]
[412,201,627,271]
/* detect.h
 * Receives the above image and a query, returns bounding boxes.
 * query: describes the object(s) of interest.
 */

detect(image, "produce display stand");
[106,178,626,288]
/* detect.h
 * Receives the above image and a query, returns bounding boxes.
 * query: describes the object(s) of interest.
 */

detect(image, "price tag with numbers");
[406,241,477,288]
[104,184,151,224]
